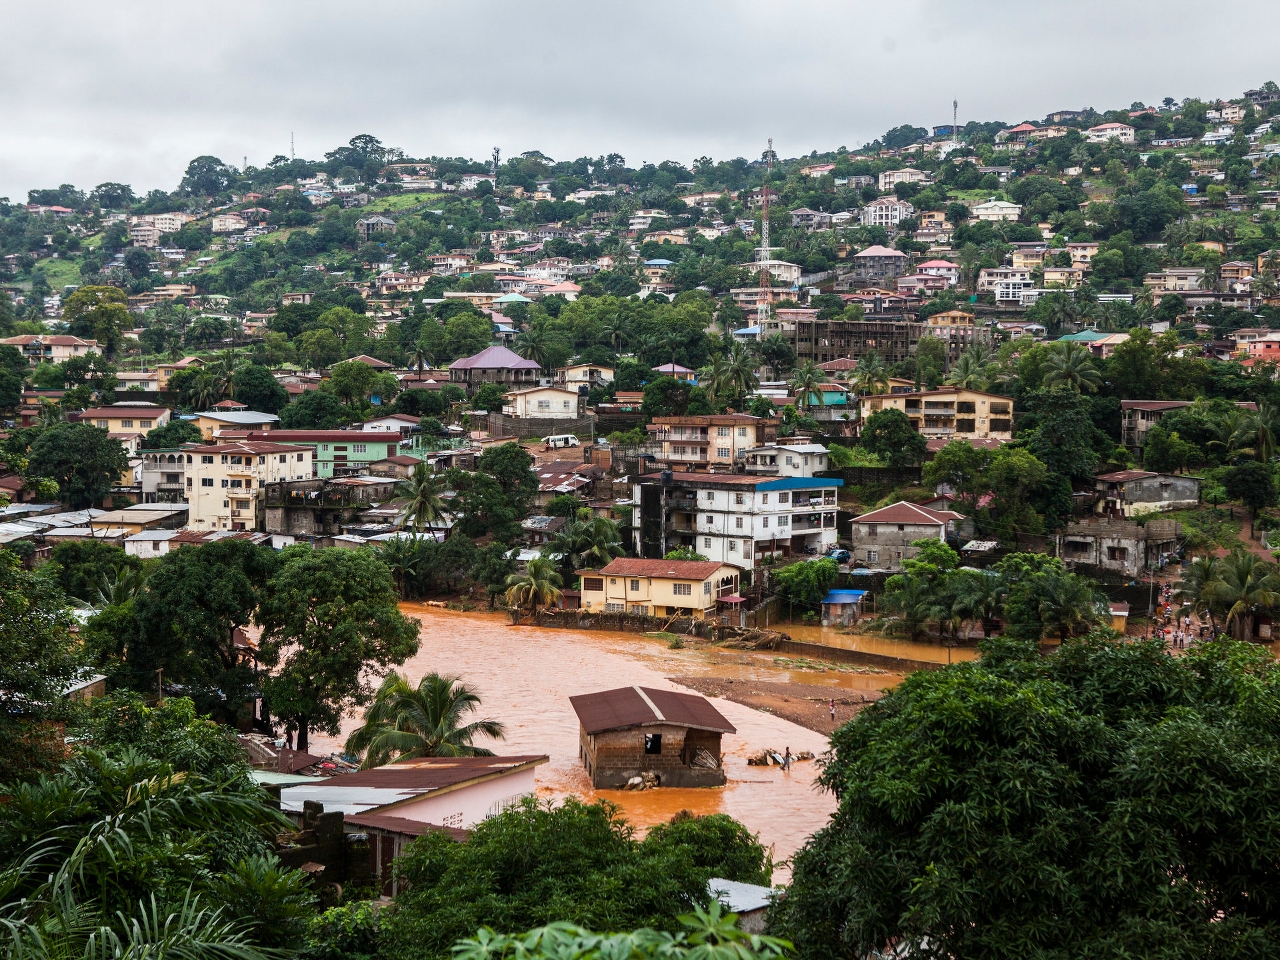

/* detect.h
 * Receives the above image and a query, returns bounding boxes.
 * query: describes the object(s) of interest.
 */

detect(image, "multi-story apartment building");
[740,443,830,477]
[877,169,929,191]
[187,441,315,532]
[240,430,404,478]
[850,244,909,281]
[976,267,1032,294]
[139,448,188,504]
[857,388,1014,441]
[631,472,842,571]
[1,334,100,366]
[859,198,915,228]
[646,415,779,471]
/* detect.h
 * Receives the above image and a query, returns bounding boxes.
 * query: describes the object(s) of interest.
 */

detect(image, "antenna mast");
[290,132,295,161]
[953,99,959,145]
[757,137,774,328]
[491,147,500,178]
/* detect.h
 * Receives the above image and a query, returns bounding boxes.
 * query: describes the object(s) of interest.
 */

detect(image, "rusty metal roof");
[344,812,470,841]
[328,755,548,790]
[570,686,736,735]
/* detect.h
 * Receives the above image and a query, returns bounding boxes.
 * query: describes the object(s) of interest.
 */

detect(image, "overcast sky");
[3,0,1278,201]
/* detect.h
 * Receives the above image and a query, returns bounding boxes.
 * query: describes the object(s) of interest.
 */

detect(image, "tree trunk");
[296,720,310,753]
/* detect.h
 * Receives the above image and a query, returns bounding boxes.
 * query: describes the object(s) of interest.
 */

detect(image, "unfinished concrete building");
[790,317,925,366]
[1056,516,1180,578]
[569,685,736,788]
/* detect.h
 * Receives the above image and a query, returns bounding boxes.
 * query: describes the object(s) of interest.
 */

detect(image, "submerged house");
[569,685,736,788]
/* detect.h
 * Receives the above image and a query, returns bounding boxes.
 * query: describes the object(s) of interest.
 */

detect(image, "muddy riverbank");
[669,676,884,735]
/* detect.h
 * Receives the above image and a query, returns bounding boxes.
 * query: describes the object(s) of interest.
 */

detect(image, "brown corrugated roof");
[570,685,736,735]
[854,501,964,525]
[344,812,470,841]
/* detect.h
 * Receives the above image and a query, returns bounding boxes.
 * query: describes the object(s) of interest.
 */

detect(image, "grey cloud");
[1,0,1277,199]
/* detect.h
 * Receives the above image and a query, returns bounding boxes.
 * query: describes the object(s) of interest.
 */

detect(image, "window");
[297,453,305,461]
[442,812,463,828]
[121,420,133,428]
[672,582,692,596]
[704,581,712,595]
[630,579,640,591]
[761,517,769,528]
[221,478,230,487]
[279,455,287,463]
[735,517,744,529]
[705,491,715,500]
[322,444,329,452]
[778,515,789,526]
[96,420,107,428]
[778,492,789,503]
[230,456,242,465]
[140,420,152,428]
[703,537,712,548]
[352,444,366,453]
[334,446,347,453]
[230,479,242,488]
[165,473,179,483]
[762,494,769,504]
[734,493,744,505]
[867,550,879,563]
[234,499,250,510]
[200,478,213,487]
[583,577,604,592]
[644,734,663,754]
[729,540,738,552]
[785,456,793,466]
[956,418,976,432]
[201,455,213,464]
[956,401,976,414]
[718,426,730,436]
[737,427,746,437]
[605,602,625,613]
[704,514,713,525]
[717,447,730,458]
[187,455,193,463]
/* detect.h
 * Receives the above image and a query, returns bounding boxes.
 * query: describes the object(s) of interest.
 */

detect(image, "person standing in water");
[782,747,792,772]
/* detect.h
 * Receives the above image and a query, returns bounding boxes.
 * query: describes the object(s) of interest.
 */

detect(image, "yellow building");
[187,440,313,532]
[858,387,1013,441]
[78,401,171,440]
[501,385,583,419]
[579,558,741,619]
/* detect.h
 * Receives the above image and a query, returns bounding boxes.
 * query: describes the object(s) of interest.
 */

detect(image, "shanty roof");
[1096,470,1158,483]
[854,501,964,525]
[343,812,470,842]
[277,755,548,815]
[450,345,541,370]
[569,685,736,735]
[598,557,728,580]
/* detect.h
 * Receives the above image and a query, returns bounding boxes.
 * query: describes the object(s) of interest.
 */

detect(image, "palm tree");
[1255,272,1279,301]
[601,316,628,354]
[408,343,432,376]
[1042,295,1079,337]
[1201,549,1280,641]
[1173,555,1222,636]
[38,399,67,426]
[1035,571,1105,640]
[879,576,944,642]
[344,671,506,768]
[1231,401,1280,462]
[396,463,447,538]
[1043,342,1103,393]
[513,325,550,371]
[377,535,425,598]
[755,334,795,380]
[73,563,145,610]
[951,569,1005,638]
[188,373,223,410]
[851,353,889,396]
[945,351,989,390]
[724,341,760,399]
[579,516,625,569]
[788,361,826,411]
[504,556,563,623]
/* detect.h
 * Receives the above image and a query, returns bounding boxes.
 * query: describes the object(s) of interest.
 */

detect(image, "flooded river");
[309,607,963,873]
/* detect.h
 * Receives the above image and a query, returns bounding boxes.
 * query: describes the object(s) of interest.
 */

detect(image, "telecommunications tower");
[757,137,774,327]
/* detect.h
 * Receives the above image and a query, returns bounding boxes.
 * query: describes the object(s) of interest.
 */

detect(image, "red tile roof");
[598,558,729,580]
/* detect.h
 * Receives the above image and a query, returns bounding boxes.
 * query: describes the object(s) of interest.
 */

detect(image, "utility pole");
[757,137,774,329]
[953,98,959,146]
[290,132,295,161]
[155,668,164,704]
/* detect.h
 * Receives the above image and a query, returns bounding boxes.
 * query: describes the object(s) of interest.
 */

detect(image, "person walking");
[829,699,836,724]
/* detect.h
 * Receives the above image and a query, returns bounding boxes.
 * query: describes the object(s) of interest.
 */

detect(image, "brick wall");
[487,412,597,440]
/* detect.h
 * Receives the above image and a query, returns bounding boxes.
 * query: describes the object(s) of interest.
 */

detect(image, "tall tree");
[257,548,420,751]
[396,463,448,537]
[27,422,128,508]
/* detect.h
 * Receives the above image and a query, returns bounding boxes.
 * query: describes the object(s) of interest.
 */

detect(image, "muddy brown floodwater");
[309,606,930,876]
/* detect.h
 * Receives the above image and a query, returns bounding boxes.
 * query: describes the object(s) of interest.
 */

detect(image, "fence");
[486,412,598,441]
[818,466,923,487]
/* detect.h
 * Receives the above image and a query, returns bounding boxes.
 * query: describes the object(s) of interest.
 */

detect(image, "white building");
[1085,123,1136,144]
[631,473,842,569]
[188,440,314,532]
[740,443,830,477]
[971,199,1023,222]
[877,169,929,192]
[859,198,915,228]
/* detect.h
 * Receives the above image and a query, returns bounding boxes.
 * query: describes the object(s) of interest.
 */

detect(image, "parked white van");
[543,434,581,448]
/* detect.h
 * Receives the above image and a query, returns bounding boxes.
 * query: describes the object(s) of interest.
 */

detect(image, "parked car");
[826,548,851,563]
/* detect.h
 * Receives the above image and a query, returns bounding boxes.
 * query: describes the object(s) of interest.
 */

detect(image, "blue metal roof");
[823,590,866,603]
[756,476,842,490]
